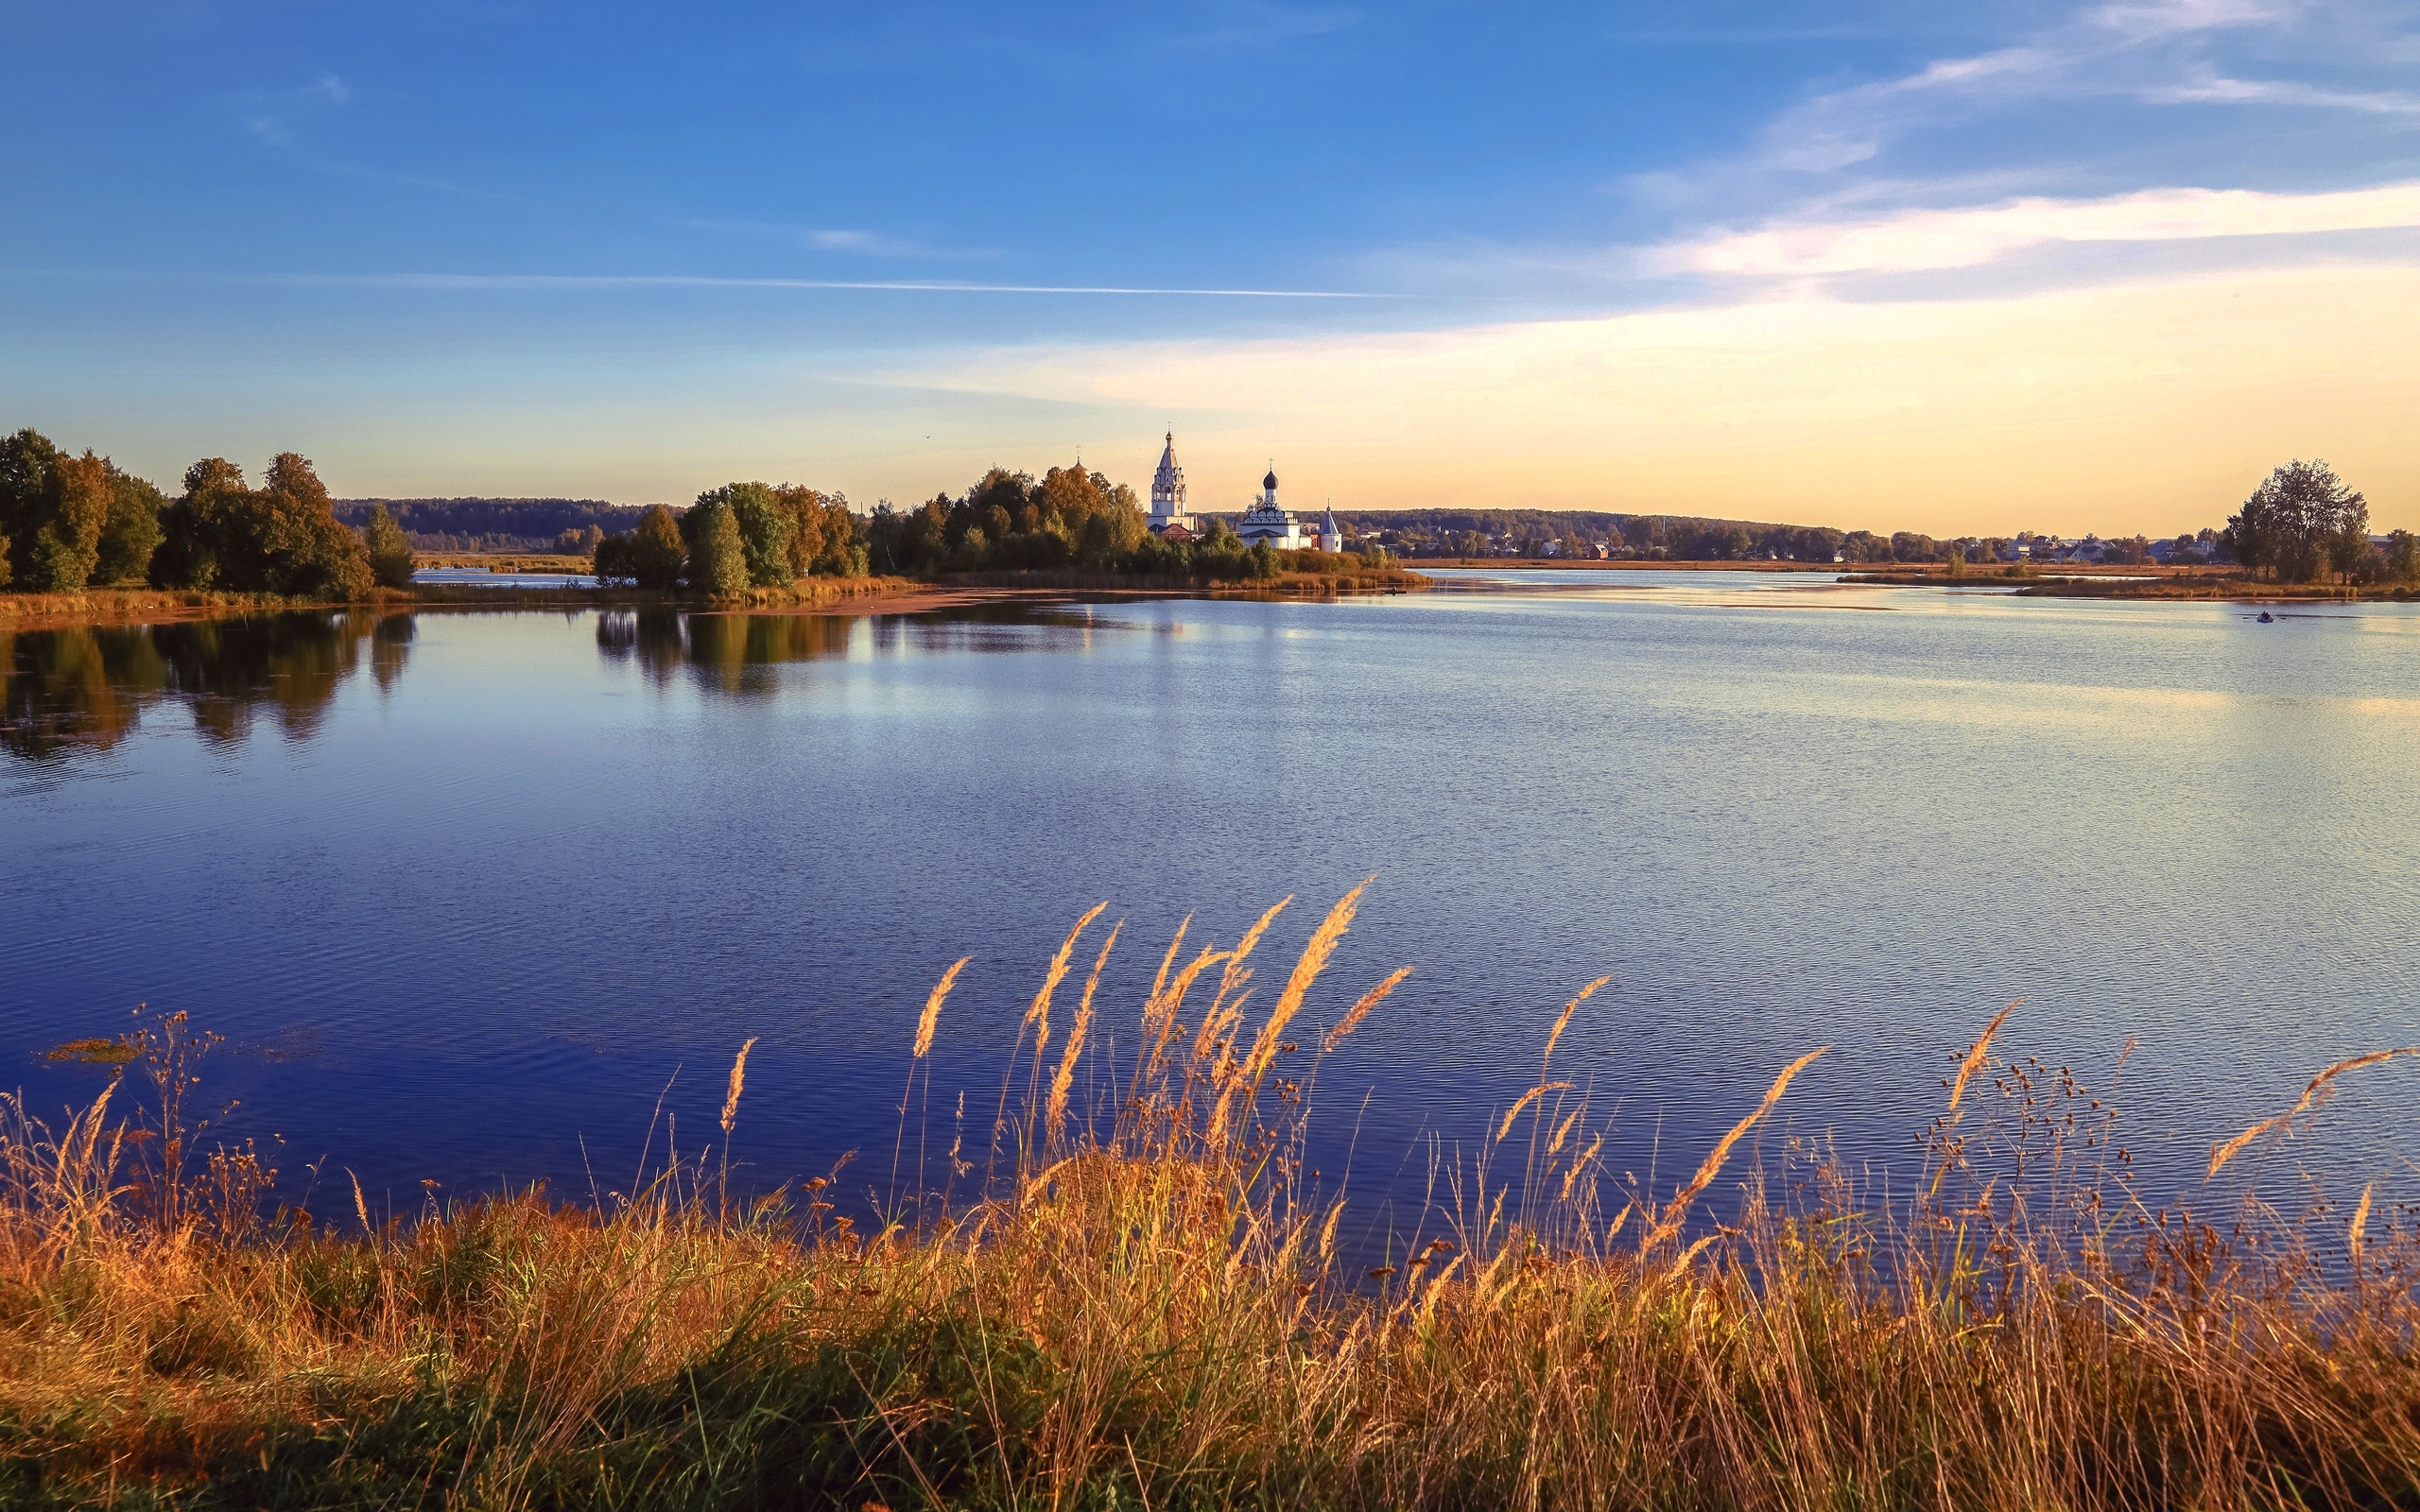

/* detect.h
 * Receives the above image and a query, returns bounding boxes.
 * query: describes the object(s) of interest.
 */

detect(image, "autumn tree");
[2226,459,2367,584]
[683,497,751,595]
[364,503,416,590]
[0,429,57,588]
[2387,530,2418,584]
[685,483,793,588]
[37,451,112,590]
[0,430,134,591]
[153,453,372,598]
[596,505,688,590]
[95,471,166,584]
[771,485,865,577]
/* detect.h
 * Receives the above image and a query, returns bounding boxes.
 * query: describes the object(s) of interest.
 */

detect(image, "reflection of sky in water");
[413,570,600,587]
[5,577,2418,1253]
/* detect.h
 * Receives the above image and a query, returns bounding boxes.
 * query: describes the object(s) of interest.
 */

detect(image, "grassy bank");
[0,586,420,628]
[5,892,2416,1509]
[2014,576,2420,602]
[2,565,1417,632]
[1837,567,2420,601]
[407,576,925,612]
[1,576,927,629]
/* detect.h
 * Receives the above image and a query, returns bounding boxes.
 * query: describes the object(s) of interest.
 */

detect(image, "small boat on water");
[2256,611,2274,623]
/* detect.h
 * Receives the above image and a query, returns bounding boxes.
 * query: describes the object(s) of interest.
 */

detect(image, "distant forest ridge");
[332,498,657,552]
[1322,509,1788,536]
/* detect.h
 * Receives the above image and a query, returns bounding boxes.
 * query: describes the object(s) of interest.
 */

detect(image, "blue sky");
[5,0,2416,532]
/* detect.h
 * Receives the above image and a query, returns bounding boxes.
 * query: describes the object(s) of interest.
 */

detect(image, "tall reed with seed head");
[1325,964,1410,1052]
[2206,1043,2420,1177]
[719,1038,755,1137]
[1643,1044,1827,1248]
[1947,999,2020,1114]
[1047,920,1120,1140]
[1212,882,1366,1147]
[914,956,968,1060]
[895,955,969,1199]
[717,1037,755,1217]
[1241,879,1367,1086]
[1542,975,1607,1065]
[989,902,1105,1185]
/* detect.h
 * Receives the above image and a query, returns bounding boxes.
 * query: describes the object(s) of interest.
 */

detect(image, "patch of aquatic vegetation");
[4,895,2417,1510]
[41,1037,135,1064]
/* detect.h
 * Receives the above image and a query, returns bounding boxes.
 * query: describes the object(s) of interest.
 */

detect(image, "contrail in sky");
[293,272,1390,298]
[0,266,1391,298]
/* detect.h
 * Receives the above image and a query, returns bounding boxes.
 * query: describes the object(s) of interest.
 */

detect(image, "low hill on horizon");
[333,497,659,553]
[1288,507,1963,563]
[1325,507,1794,535]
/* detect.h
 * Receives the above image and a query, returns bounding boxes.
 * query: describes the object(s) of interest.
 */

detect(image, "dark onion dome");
[1263,469,1279,490]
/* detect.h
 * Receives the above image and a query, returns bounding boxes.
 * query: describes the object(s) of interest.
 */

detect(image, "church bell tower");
[1150,433,1189,530]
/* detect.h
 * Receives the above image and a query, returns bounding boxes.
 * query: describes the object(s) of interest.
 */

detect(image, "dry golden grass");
[3,896,2417,1510]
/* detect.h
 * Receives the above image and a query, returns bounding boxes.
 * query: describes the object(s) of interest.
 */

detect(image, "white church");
[1147,433,1340,552]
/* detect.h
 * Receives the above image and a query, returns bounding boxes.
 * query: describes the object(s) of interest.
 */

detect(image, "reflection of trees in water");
[1,612,413,763]
[595,611,855,696]
[0,626,164,759]
[371,614,414,696]
[596,610,687,688]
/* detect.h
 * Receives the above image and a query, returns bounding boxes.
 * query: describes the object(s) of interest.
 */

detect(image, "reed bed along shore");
[5,886,2417,1510]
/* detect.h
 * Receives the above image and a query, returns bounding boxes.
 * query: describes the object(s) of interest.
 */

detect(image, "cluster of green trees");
[2221,460,2398,585]
[594,484,869,592]
[865,462,1380,581]
[156,455,384,597]
[3,429,409,596]
[867,464,1150,574]
[1,431,169,592]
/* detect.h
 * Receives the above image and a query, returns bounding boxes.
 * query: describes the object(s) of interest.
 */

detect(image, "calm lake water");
[6,571,2417,1241]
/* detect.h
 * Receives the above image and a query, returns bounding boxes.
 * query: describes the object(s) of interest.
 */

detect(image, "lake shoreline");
[0,567,1430,631]
[1836,570,2420,601]
[1413,558,2420,603]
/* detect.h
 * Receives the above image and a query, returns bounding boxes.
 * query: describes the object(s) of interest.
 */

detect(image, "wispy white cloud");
[1655,180,2420,275]
[1748,0,2355,172]
[234,73,353,146]
[1604,26,1902,44]
[671,216,984,260]
[2090,0,2295,41]
[803,228,943,256]
[1763,46,2060,170]
[2143,74,2420,112]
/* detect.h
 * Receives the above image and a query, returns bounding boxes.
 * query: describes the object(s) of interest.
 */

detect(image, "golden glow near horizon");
[891,264,2417,540]
[111,258,2411,543]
